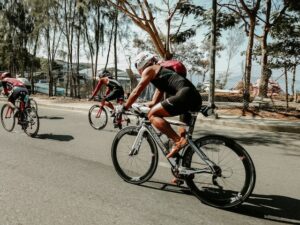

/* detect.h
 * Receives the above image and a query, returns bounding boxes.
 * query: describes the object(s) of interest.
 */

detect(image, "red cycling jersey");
[2,77,26,95]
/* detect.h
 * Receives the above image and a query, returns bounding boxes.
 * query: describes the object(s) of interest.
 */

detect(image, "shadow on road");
[39,116,64,120]
[35,133,74,141]
[229,194,300,224]
[193,130,299,153]
[143,180,300,224]
[140,181,192,195]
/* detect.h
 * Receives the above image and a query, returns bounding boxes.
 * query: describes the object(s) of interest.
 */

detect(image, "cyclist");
[0,72,29,108]
[89,70,125,117]
[123,52,202,158]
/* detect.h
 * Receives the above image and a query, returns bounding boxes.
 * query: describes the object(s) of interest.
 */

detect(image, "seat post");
[187,112,198,137]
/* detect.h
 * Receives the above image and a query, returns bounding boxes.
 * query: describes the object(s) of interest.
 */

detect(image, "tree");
[219,25,244,89]
[219,0,262,111]
[268,12,300,107]
[24,0,46,93]
[254,0,300,98]
[42,0,62,96]
[106,0,204,59]
[0,0,34,75]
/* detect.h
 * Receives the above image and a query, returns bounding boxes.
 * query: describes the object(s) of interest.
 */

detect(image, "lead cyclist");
[122,52,202,159]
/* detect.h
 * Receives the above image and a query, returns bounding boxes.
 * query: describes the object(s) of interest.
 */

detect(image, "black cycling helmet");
[0,72,11,80]
[98,69,112,78]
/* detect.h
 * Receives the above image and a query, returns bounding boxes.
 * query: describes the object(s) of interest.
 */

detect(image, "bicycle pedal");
[171,178,184,186]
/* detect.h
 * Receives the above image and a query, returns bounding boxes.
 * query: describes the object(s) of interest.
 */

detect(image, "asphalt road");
[0,104,299,225]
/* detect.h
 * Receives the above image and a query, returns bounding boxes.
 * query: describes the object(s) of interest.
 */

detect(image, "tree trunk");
[259,0,271,98]
[84,20,95,89]
[291,64,296,102]
[284,66,289,110]
[46,25,53,97]
[76,25,81,98]
[258,32,270,98]
[30,32,40,94]
[104,22,115,70]
[208,0,217,107]
[114,10,118,80]
[243,18,256,110]
[93,6,101,88]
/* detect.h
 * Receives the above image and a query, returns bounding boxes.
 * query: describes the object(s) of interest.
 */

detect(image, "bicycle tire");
[29,98,38,112]
[182,135,256,208]
[111,126,158,184]
[88,105,108,130]
[23,108,39,137]
[1,103,16,132]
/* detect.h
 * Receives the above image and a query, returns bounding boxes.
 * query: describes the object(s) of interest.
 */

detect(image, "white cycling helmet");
[134,51,156,70]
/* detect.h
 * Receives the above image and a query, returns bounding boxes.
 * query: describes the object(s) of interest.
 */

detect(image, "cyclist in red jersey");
[89,70,124,116]
[0,72,29,108]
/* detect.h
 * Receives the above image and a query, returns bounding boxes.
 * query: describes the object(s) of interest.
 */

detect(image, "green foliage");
[171,28,196,43]
[178,2,205,17]
[268,13,300,69]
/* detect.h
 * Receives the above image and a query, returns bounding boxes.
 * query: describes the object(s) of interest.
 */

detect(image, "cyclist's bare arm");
[90,77,109,98]
[125,67,156,109]
[147,89,164,108]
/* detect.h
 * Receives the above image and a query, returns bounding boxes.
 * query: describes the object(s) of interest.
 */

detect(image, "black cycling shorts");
[161,87,202,116]
[105,88,124,102]
[8,86,28,104]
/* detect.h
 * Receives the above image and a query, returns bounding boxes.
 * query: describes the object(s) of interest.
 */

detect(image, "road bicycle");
[111,103,256,208]
[1,95,40,137]
[88,97,136,130]
[16,97,38,113]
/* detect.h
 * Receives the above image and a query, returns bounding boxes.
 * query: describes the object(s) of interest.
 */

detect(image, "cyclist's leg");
[105,89,124,111]
[8,88,18,107]
[159,88,201,158]
[178,113,192,138]
[148,103,181,143]
[17,88,29,122]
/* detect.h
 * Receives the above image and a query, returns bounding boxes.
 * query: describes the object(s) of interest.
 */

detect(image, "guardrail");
[34,83,65,96]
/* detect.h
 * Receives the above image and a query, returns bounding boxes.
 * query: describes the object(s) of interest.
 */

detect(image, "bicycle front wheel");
[182,135,256,208]
[23,108,39,137]
[111,126,158,184]
[29,98,38,112]
[88,105,108,130]
[1,104,16,132]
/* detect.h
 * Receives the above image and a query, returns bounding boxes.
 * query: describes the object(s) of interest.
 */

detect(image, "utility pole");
[209,0,217,107]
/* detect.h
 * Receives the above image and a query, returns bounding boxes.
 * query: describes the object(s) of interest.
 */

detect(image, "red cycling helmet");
[0,72,11,80]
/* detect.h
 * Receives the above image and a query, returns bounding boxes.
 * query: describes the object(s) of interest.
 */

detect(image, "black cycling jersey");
[107,78,123,91]
[151,67,202,116]
[150,67,194,95]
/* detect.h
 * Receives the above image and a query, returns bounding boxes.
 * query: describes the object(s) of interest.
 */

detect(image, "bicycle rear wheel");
[111,126,158,184]
[23,108,39,137]
[182,135,256,208]
[1,103,16,132]
[88,105,108,130]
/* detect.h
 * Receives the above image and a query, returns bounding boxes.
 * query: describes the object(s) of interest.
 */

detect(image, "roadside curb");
[1,97,299,134]
[198,118,300,134]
